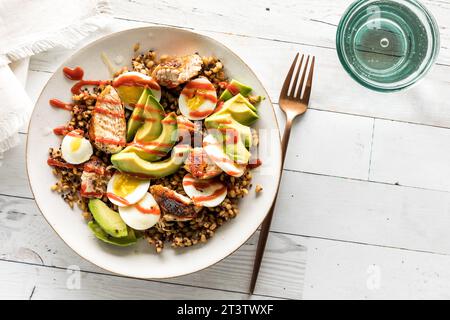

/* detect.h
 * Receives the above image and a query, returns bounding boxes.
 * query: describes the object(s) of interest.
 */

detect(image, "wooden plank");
[5,131,450,255]
[0,260,276,300]
[370,119,450,192]
[274,170,450,254]
[303,237,450,299]
[280,109,373,180]
[27,19,450,129]
[0,136,31,198]
[5,233,450,300]
[109,0,450,65]
[0,194,305,299]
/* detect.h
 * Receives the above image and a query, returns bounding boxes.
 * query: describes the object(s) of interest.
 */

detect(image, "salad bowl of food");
[27,26,282,279]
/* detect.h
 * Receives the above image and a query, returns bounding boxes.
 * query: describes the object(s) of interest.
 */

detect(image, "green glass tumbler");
[336,0,440,92]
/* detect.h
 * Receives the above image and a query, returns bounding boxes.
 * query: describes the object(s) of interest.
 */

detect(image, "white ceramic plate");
[27,27,282,279]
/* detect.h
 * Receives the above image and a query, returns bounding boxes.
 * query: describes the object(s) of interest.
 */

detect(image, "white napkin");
[0,0,112,156]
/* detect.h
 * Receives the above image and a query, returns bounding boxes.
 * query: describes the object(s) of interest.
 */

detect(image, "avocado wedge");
[133,95,165,143]
[214,94,259,126]
[126,88,152,142]
[205,113,252,148]
[219,79,253,101]
[88,221,137,247]
[209,129,250,164]
[88,199,128,238]
[111,144,191,178]
[123,112,178,162]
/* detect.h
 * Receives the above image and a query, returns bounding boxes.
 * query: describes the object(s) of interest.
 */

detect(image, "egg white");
[60,131,93,164]
[182,174,227,207]
[119,192,161,230]
[179,78,217,120]
[115,71,161,109]
[107,172,150,207]
[203,134,245,177]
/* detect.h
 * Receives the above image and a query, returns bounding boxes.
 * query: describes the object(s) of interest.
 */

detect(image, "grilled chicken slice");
[152,54,203,88]
[184,147,222,179]
[80,156,112,198]
[89,85,126,154]
[150,185,198,221]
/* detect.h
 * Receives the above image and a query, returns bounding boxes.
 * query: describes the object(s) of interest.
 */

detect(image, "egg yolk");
[116,86,144,106]
[187,92,206,110]
[112,174,142,197]
[70,137,82,152]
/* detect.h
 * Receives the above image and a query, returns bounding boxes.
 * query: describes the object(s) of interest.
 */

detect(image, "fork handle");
[249,113,295,294]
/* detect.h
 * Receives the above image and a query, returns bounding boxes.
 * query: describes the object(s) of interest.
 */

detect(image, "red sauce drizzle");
[192,186,227,203]
[183,90,217,103]
[94,107,124,119]
[94,137,126,146]
[112,75,160,91]
[106,193,131,206]
[189,109,214,118]
[96,97,121,105]
[71,80,110,94]
[63,67,84,81]
[185,81,215,91]
[135,204,160,215]
[53,125,74,136]
[226,83,240,96]
[66,129,84,138]
[177,119,195,129]
[49,99,74,111]
[80,184,103,198]
[183,179,213,190]
[183,80,217,104]
[161,118,177,125]
[47,158,79,169]
[145,105,166,115]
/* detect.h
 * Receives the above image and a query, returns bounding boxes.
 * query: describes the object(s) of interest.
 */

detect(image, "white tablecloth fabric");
[0,0,112,157]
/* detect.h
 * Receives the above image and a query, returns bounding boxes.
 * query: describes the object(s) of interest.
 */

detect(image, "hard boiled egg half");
[183,174,227,207]
[107,172,150,207]
[113,71,161,109]
[61,130,93,164]
[119,192,161,230]
[203,134,246,177]
[179,77,218,120]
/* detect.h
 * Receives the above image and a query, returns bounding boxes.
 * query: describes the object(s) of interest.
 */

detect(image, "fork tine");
[279,53,299,99]
[295,55,310,100]
[301,56,315,104]
[288,54,304,97]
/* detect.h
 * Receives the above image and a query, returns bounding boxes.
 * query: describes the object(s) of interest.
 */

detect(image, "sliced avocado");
[88,199,128,238]
[111,144,191,178]
[214,94,259,126]
[133,95,165,143]
[219,79,253,101]
[88,221,137,247]
[225,139,251,164]
[123,112,178,162]
[205,113,252,148]
[126,88,152,142]
[209,129,250,164]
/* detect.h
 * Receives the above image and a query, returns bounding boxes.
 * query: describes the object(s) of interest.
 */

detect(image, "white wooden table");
[2,0,450,300]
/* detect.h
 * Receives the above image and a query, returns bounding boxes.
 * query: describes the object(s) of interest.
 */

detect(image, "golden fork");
[249,53,315,294]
